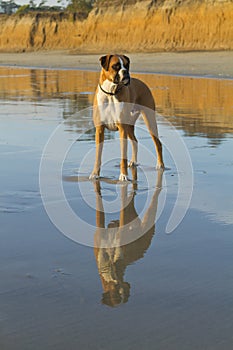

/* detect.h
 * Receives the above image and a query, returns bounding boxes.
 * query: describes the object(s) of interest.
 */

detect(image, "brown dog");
[89,54,164,181]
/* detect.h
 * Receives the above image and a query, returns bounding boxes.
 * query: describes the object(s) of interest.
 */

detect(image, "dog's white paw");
[156,162,165,170]
[89,173,99,180]
[119,173,128,181]
[128,160,138,168]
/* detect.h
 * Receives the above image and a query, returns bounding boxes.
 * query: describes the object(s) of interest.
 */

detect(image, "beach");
[0,52,233,350]
[0,50,233,78]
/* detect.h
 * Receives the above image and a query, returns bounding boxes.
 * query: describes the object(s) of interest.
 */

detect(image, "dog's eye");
[112,64,121,71]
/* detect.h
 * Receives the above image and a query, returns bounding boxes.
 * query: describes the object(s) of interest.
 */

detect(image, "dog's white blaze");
[118,57,127,81]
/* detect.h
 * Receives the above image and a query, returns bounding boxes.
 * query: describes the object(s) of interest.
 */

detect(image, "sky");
[15,0,66,6]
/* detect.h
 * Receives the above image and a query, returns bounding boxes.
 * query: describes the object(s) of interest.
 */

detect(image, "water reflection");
[93,168,163,307]
[0,67,232,146]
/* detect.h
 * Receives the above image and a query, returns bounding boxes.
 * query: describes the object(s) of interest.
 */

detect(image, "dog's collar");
[98,81,129,96]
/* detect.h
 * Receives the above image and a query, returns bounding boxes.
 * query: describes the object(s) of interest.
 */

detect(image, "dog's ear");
[123,55,130,69]
[99,55,113,71]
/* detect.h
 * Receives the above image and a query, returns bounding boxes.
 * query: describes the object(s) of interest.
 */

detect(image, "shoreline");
[0,51,233,78]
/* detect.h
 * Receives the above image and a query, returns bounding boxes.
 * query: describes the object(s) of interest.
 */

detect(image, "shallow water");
[0,67,233,350]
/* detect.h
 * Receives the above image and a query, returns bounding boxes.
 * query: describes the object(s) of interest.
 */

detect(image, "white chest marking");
[97,81,124,130]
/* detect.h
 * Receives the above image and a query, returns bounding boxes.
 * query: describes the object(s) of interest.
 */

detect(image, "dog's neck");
[99,78,128,97]
[99,69,127,96]
[99,79,119,95]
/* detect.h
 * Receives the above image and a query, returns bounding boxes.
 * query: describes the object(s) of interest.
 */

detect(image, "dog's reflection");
[93,169,163,307]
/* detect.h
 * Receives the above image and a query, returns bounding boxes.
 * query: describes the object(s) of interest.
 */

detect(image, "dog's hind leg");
[142,110,164,169]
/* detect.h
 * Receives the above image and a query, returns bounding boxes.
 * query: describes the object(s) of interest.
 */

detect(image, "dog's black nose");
[123,72,130,85]
[123,70,130,78]
[121,70,130,84]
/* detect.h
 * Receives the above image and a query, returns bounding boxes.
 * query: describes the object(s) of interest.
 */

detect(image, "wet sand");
[0,50,233,78]
[1,66,233,349]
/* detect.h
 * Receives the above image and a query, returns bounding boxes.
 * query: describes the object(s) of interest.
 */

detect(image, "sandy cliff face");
[0,0,232,52]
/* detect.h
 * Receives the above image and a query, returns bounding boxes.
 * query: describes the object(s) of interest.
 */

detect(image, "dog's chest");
[97,89,125,131]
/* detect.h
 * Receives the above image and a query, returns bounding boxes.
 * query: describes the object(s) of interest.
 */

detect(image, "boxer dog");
[89,54,164,181]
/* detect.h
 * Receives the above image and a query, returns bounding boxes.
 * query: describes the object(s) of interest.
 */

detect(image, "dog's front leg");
[118,124,128,181]
[89,125,105,179]
[128,125,138,167]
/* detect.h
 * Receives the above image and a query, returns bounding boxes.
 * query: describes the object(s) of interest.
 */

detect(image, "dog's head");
[99,54,130,86]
